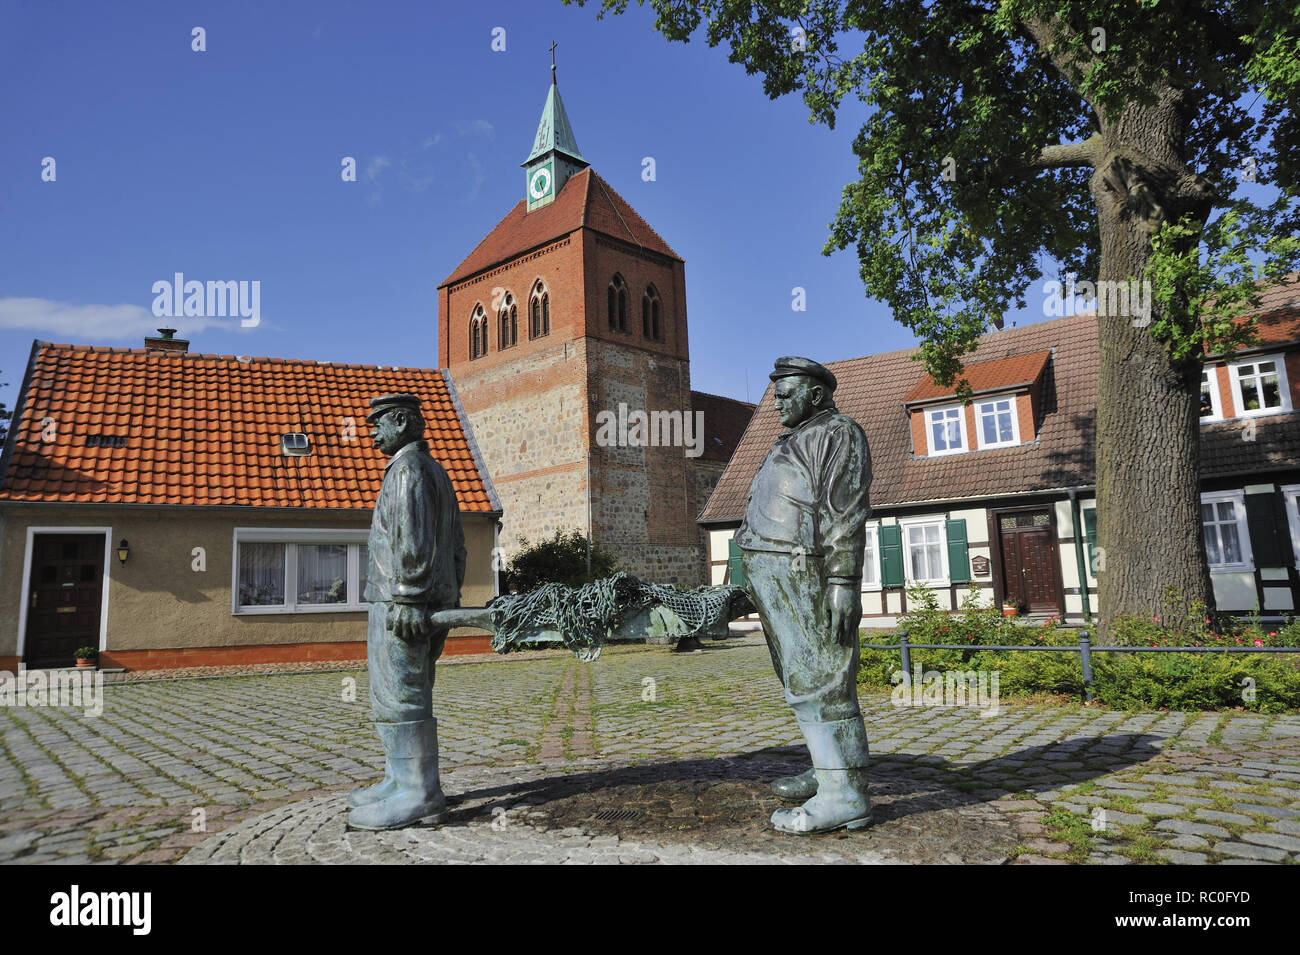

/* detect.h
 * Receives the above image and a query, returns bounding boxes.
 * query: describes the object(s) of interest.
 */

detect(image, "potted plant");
[74,646,98,669]
[1001,600,1019,618]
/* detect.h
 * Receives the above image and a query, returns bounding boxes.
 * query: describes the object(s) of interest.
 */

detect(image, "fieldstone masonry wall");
[452,339,589,554]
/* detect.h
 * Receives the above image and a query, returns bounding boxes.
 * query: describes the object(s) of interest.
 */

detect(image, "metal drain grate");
[593,808,640,821]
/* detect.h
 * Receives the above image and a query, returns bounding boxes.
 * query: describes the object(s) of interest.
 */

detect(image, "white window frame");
[1228,353,1292,418]
[973,395,1021,449]
[1200,365,1224,422]
[1281,484,1300,569]
[923,403,968,456]
[1199,491,1254,573]
[862,523,881,592]
[1080,501,1099,584]
[899,516,949,586]
[232,528,370,615]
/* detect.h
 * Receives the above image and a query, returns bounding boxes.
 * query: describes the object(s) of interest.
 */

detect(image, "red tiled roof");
[439,168,681,287]
[0,344,498,512]
[903,350,1052,404]
[690,391,756,463]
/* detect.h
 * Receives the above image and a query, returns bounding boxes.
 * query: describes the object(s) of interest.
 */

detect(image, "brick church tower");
[438,73,750,586]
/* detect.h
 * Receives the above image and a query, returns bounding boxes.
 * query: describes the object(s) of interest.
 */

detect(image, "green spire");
[523,81,585,167]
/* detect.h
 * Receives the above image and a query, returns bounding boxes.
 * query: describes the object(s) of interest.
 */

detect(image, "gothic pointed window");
[498,292,517,349]
[608,274,627,333]
[469,304,488,359]
[530,279,550,339]
[642,285,662,341]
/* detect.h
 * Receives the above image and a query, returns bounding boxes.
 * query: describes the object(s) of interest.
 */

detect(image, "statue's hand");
[826,583,862,647]
[387,603,432,640]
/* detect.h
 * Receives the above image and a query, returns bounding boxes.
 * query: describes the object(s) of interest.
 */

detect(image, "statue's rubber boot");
[770,717,872,834]
[771,767,818,800]
[347,719,449,830]
[346,754,394,808]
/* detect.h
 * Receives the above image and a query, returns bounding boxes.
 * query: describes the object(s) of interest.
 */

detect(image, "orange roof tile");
[0,344,499,513]
[903,350,1053,404]
[439,168,681,287]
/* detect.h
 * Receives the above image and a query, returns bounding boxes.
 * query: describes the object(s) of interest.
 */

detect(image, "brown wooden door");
[24,534,105,668]
[998,512,1062,614]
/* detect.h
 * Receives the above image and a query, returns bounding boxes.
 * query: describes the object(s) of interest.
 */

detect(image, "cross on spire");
[549,41,558,84]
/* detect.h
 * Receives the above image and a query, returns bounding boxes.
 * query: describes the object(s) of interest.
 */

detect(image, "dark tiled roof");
[0,343,498,511]
[440,168,681,287]
[1201,415,1300,479]
[690,391,756,463]
[904,349,1052,403]
[700,304,1300,524]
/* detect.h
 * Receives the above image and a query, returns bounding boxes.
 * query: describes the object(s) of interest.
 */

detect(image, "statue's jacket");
[365,439,466,608]
[735,407,872,584]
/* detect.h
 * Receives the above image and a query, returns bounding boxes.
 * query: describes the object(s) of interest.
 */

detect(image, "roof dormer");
[904,350,1052,457]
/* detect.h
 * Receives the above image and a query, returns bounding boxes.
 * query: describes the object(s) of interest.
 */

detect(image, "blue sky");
[0,0,1200,412]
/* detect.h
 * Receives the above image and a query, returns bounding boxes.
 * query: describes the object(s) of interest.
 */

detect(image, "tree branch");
[1033,134,1103,169]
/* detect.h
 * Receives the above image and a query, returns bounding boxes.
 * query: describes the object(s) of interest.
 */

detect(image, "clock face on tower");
[528,163,554,202]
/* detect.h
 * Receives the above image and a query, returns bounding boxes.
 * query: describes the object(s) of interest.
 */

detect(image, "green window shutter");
[946,518,970,584]
[879,524,904,588]
[1245,492,1287,567]
[727,537,746,588]
[1083,506,1098,575]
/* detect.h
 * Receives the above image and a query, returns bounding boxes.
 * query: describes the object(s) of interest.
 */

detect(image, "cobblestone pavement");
[2,637,1299,864]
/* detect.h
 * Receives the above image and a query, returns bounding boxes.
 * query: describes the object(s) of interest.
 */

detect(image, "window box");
[924,404,967,456]
[233,528,370,615]
[1200,492,1254,572]
[862,523,880,592]
[1229,354,1292,417]
[1200,365,1224,421]
[899,517,948,585]
[974,396,1020,449]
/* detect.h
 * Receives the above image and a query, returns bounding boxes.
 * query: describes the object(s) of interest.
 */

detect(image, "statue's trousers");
[740,550,862,723]
[367,602,448,724]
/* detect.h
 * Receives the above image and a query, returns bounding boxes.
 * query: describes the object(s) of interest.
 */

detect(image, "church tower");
[437,71,719,586]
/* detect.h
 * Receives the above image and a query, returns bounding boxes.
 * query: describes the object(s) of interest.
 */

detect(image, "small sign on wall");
[971,555,991,577]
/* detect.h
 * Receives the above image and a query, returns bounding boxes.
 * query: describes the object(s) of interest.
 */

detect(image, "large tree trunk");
[1090,90,1217,635]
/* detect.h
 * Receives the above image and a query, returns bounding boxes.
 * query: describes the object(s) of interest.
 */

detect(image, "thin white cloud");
[465,152,487,200]
[460,119,495,138]
[0,297,234,341]
[364,156,390,182]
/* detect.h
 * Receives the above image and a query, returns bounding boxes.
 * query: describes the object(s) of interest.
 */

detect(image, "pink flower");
[1254,639,1264,647]
[1153,615,1161,623]
[1269,632,1277,637]
[1204,618,1211,624]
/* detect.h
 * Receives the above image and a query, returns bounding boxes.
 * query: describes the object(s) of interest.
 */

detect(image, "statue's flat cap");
[366,393,423,423]
[769,356,837,392]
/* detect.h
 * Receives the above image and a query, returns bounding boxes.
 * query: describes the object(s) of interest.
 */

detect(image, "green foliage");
[500,530,618,593]
[1089,652,1300,713]
[0,370,10,445]
[1145,205,1300,363]
[568,0,1300,385]
[859,583,1300,710]
[73,646,98,659]
[898,583,1068,648]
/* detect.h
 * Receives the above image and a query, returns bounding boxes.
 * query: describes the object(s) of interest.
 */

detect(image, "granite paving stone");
[1,637,1298,865]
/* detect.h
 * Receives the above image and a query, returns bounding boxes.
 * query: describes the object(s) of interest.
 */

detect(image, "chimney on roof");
[144,327,189,353]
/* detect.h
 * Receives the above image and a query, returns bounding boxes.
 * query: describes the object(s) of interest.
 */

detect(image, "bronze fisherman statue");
[735,357,874,834]
[347,393,467,831]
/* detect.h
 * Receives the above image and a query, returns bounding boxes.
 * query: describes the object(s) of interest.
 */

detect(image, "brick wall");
[441,226,714,586]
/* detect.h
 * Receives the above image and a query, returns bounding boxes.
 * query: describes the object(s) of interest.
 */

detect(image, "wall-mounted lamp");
[116,539,130,564]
